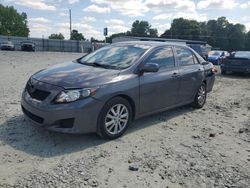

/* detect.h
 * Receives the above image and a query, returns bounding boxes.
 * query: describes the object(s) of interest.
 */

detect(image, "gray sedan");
[21,41,215,139]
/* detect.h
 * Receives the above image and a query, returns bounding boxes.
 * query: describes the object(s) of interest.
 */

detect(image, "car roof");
[113,40,188,48]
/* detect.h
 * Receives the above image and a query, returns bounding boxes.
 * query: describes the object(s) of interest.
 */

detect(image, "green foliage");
[0,4,29,37]
[161,18,201,40]
[90,37,104,43]
[227,23,246,51]
[131,20,158,37]
[106,20,158,43]
[161,17,250,51]
[106,32,128,43]
[49,33,65,40]
[70,30,85,41]
[245,31,250,50]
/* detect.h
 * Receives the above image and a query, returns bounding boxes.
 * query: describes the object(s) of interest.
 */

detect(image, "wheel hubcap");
[105,104,129,135]
[197,85,206,105]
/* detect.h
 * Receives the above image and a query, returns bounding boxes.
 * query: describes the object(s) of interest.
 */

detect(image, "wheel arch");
[113,94,136,120]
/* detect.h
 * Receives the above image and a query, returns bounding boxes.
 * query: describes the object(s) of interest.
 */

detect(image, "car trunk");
[224,58,250,67]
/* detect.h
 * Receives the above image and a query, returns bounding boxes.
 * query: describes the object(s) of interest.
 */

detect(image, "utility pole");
[69,9,72,39]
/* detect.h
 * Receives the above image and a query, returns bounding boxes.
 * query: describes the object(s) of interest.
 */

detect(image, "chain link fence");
[0,35,92,53]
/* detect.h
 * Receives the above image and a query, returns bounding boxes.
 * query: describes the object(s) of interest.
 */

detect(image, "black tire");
[192,83,207,109]
[97,97,132,139]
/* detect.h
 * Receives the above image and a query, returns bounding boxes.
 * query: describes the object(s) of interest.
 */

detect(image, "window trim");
[143,46,176,71]
[174,46,197,67]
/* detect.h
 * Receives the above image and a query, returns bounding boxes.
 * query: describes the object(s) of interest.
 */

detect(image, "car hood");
[32,61,121,88]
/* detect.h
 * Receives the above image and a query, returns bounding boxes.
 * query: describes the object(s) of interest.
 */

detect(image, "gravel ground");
[0,51,249,188]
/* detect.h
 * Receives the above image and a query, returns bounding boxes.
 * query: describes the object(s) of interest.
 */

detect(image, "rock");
[239,128,249,134]
[88,179,98,187]
[215,105,221,109]
[192,135,201,139]
[108,168,113,173]
[129,165,139,171]
[190,162,196,167]
[209,133,216,138]
[233,102,240,106]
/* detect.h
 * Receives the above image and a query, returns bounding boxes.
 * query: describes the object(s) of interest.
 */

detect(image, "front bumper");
[21,81,104,134]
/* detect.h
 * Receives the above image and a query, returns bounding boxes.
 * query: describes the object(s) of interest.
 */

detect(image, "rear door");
[174,46,203,104]
[139,47,181,114]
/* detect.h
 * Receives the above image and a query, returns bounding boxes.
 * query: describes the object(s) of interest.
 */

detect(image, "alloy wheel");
[105,104,129,135]
[197,85,206,106]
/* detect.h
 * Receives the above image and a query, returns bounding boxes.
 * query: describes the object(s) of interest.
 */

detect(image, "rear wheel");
[97,97,132,139]
[221,69,226,75]
[192,83,207,108]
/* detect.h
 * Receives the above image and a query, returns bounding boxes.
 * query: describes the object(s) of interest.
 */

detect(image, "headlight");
[54,88,98,103]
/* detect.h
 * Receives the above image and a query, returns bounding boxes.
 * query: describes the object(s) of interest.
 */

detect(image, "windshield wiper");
[76,60,120,69]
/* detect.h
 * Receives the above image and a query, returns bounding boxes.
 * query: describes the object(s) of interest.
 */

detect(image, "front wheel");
[97,97,132,139]
[221,69,226,75]
[192,83,207,108]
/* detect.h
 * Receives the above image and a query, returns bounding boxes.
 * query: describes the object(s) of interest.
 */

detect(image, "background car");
[0,41,15,51]
[21,40,35,51]
[221,51,250,74]
[208,50,229,65]
[21,41,215,139]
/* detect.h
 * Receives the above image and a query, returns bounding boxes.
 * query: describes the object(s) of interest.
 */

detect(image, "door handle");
[172,72,180,78]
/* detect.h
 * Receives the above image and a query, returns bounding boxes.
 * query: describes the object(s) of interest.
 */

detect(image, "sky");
[1,0,250,40]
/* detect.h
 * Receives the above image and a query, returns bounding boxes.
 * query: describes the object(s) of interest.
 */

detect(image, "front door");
[139,47,181,115]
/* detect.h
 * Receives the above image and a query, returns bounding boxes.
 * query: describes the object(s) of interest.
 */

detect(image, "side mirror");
[201,61,210,65]
[140,63,159,73]
[203,55,208,61]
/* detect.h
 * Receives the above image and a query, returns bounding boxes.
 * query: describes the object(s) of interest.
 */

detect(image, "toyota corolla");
[21,41,215,139]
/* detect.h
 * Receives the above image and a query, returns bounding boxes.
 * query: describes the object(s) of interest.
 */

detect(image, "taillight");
[212,66,217,73]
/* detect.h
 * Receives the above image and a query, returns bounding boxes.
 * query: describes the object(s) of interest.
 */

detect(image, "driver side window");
[145,47,175,70]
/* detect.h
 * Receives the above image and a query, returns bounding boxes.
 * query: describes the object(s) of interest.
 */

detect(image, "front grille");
[22,106,44,124]
[26,82,50,101]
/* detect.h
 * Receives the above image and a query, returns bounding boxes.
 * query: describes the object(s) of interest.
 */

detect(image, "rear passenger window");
[175,47,195,66]
[145,47,175,69]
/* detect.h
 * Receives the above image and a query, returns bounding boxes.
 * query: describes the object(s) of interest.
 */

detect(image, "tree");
[90,37,104,43]
[227,23,246,51]
[105,32,131,43]
[245,31,250,50]
[131,20,158,37]
[70,30,85,40]
[0,4,29,37]
[49,33,65,40]
[206,17,230,50]
[161,18,201,40]
[160,17,249,51]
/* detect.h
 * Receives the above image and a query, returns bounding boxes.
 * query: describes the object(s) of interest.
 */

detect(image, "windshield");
[234,51,250,59]
[78,44,150,69]
[209,51,222,56]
